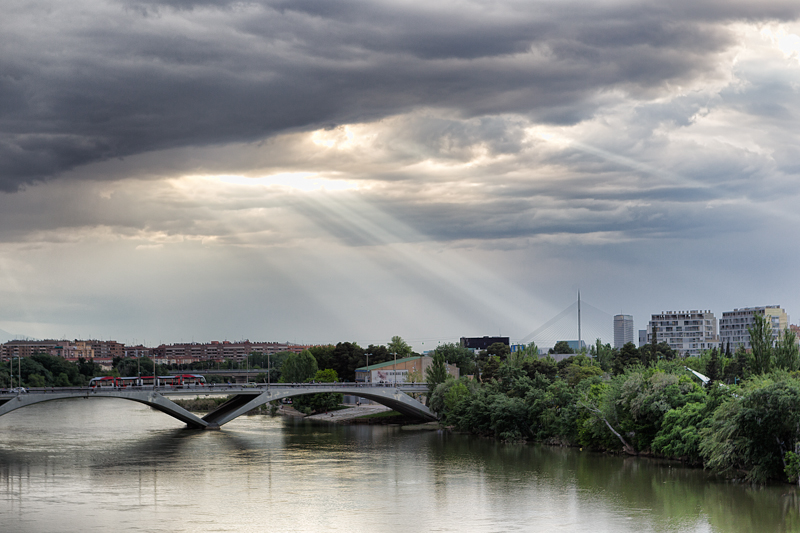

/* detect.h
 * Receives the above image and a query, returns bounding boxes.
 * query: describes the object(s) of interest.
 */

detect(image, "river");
[0,399,798,532]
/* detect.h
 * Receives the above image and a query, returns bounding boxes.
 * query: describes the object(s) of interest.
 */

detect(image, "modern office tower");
[614,315,634,349]
[647,310,718,357]
[638,329,648,347]
[718,305,789,351]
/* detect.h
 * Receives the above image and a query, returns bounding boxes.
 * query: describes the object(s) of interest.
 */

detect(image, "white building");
[614,315,634,349]
[647,310,718,357]
[718,306,788,351]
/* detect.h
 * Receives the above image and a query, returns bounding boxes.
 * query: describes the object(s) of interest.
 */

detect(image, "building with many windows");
[1,340,65,360]
[614,315,634,349]
[153,340,310,364]
[718,306,789,351]
[647,310,718,357]
[460,336,509,352]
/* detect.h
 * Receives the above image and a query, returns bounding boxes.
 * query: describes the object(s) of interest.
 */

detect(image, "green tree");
[247,351,269,369]
[550,341,572,355]
[700,378,800,483]
[333,342,368,381]
[480,356,502,382]
[652,384,731,465]
[314,368,339,383]
[705,348,720,385]
[591,339,615,372]
[722,347,746,384]
[308,345,336,372]
[432,342,476,375]
[428,377,476,423]
[774,328,800,371]
[280,350,318,383]
[521,356,558,382]
[559,356,603,387]
[519,341,540,357]
[747,312,775,375]
[613,342,640,374]
[640,341,677,364]
[292,368,342,414]
[28,373,46,387]
[387,336,412,358]
[426,350,448,396]
[582,367,704,454]
[485,342,510,358]
[114,357,166,377]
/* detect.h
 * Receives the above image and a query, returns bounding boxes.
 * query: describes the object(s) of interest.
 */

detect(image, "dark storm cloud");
[4,0,799,190]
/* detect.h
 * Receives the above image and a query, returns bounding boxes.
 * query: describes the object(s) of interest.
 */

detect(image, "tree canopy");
[280,350,318,383]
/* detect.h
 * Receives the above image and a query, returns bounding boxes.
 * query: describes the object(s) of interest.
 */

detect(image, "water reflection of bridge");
[0,383,436,429]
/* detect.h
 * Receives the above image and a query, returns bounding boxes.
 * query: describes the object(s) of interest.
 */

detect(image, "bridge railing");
[0,382,431,396]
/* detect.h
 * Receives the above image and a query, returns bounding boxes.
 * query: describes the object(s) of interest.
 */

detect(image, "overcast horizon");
[3,0,800,351]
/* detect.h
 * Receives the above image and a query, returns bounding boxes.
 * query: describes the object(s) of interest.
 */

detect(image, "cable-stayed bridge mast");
[518,294,612,350]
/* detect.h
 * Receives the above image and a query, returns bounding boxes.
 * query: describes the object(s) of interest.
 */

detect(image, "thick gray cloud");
[3,0,800,346]
[4,0,799,190]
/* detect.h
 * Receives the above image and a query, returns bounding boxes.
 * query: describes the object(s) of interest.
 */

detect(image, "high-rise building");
[718,306,789,351]
[647,310,718,357]
[613,315,634,349]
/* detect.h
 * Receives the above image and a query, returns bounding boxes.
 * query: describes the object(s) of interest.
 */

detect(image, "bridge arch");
[0,390,210,429]
[0,385,436,430]
[201,386,436,428]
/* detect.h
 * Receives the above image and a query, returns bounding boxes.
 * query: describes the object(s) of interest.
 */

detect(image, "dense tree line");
[1,354,104,388]
[428,319,800,484]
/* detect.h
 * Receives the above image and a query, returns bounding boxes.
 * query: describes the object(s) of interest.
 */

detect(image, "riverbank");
[306,403,388,422]
[306,404,439,427]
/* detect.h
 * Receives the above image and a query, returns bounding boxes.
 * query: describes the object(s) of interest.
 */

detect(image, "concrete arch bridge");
[0,383,436,430]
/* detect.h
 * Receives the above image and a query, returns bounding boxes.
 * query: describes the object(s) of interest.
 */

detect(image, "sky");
[2,0,800,350]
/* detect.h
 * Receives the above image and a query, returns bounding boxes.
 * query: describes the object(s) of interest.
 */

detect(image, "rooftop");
[355,356,423,371]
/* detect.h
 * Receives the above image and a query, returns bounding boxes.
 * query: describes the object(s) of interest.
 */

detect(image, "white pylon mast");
[578,290,582,351]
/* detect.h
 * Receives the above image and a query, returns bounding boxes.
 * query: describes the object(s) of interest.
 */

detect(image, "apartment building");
[85,340,125,359]
[718,305,789,351]
[154,340,310,363]
[1,340,64,359]
[647,310,718,357]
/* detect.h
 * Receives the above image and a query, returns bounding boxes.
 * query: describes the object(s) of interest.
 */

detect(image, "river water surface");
[1,399,799,532]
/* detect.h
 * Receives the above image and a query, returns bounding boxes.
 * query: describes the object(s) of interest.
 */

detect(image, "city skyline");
[0,300,794,353]
[3,1,800,352]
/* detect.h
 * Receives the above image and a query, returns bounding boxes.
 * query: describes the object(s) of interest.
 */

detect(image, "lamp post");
[394,351,397,387]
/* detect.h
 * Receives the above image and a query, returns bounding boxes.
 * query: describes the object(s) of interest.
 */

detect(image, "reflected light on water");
[0,400,797,533]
